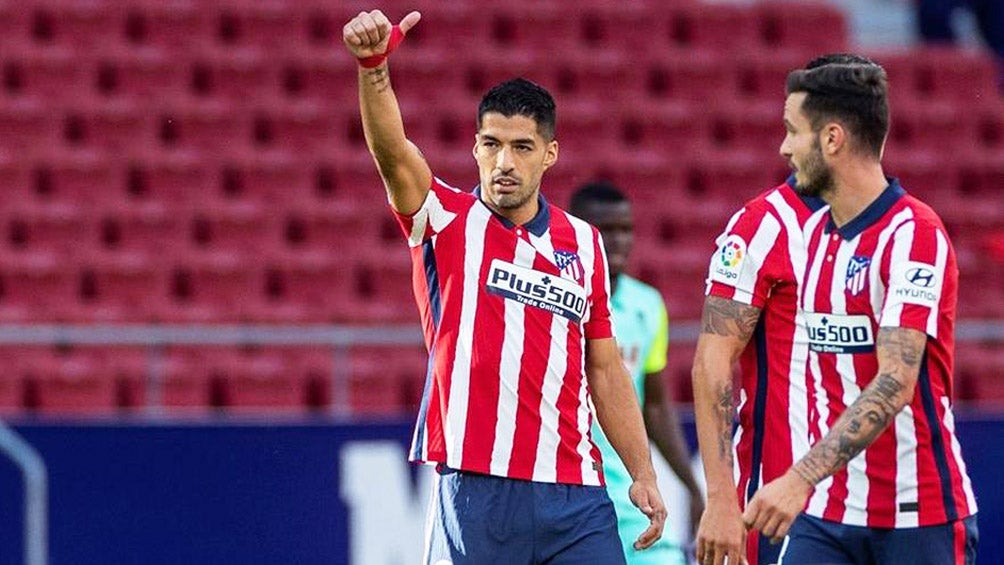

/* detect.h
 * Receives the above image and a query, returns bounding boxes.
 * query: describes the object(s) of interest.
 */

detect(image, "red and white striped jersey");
[800,179,977,528]
[705,180,825,515]
[394,176,614,486]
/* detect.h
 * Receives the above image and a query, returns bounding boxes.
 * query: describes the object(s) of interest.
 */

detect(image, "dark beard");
[794,146,835,198]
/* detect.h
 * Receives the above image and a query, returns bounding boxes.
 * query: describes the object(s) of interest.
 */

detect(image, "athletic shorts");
[778,512,978,565]
[424,466,625,565]
[748,531,785,565]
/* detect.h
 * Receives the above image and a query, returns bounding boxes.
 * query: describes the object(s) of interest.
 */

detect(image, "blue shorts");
[779,513,978,565]
[748,532,785,565]
[424,467,625,564]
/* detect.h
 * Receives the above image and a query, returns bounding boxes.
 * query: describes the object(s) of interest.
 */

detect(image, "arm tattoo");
[700,296,761,342]
[715,382,734,465]
[365,67,390,93]
[794,328,925,485]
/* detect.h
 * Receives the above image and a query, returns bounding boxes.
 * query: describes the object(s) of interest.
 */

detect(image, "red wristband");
[358,25,406,68]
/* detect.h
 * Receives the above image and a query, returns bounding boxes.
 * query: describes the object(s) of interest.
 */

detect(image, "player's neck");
[826,161,888,228]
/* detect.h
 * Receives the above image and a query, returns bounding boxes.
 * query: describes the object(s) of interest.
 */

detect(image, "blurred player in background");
[343,9,666,563]
[742,58,978,563]
[569,181,705,565]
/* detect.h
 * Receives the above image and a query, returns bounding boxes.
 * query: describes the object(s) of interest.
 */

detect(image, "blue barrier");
[0,413,999,565]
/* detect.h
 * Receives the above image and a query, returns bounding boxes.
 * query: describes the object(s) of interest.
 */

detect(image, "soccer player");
[569,181,705,565]
[693,55,866,565]
[342,10,666,563]
[742,58,979,563]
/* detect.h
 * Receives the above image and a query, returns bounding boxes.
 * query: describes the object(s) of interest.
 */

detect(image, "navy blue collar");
[472,185,551,237]
[824,178,905,240]
[785,174,828,213]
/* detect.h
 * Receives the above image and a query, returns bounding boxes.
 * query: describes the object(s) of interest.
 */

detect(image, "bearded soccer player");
[570,181,704,565]
[343,9,666,564]
[742,58,978,563]
[693,56,879,565]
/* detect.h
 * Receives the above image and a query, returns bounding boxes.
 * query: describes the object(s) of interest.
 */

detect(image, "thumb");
[399,11,421,34]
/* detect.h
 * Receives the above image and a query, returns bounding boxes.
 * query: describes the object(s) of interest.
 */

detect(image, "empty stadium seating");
[0,0,1000,414]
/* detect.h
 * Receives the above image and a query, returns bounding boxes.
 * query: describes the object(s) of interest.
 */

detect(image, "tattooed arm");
[743,327,927,542]
[343,10,431,215]
[692,296,761,565]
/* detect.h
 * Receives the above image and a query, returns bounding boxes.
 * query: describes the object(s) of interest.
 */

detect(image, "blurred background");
[0,0,1000,563]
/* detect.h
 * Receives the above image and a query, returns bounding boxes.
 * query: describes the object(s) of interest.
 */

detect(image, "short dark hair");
[568,180,627,217]
[786,61,889,158]
[478,78,557,140]
[804,53,879,70]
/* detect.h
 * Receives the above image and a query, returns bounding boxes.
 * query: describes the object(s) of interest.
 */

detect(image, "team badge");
[553,250,584,281]
[845,255,871,296]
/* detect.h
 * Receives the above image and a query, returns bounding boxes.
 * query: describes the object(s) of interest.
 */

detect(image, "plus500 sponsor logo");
[487,259,587,322]
[805,312,875,353]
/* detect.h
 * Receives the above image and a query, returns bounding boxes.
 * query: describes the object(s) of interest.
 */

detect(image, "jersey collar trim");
[472,185,551,237]
[824,177,905,240]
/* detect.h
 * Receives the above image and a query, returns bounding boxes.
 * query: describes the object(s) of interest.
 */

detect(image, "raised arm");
[342,9,431,215]
[743,327,926,542]
[692,296,761,565]
[587,337,667,551]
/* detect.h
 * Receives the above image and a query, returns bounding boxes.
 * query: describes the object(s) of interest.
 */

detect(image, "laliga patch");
[486,259,587,322]
[805,312,875,354]
[709,235,748,285]
[890,261,942,308]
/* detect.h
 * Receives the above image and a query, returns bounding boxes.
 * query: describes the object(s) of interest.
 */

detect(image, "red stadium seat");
[1,202,93,256]
[94,46,188,102]
[62,101,156,153]
[2,47,90,103]
[645,50,740,105]
[735,49,816,103]
[255,251,352,323]
[278,52,357,107]
[77,250,168,323]
[188,201,280,258]
[754,2,848,53]
[216,349,308,410]
[661,3,760,53]
[912,47,999,103]
[163,253,263,323]
[27,350,118,415]
[888,100,979,154]
[253,102,339,154]
[121,2,210,53]
[157,101,252,156]
[348,344,427,415]
[157,347,215,411]
[188,47,277,105]
[0,99,60,157]
[117,152,209,211]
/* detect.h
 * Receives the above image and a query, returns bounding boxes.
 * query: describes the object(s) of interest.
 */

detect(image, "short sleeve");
[392,176,472,248]
[583,229,614,340]
[879,220,953,338]
[705,204,784,309]
[642,298,669,375]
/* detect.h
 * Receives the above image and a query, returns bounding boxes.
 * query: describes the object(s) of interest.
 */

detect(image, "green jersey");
[592,274,684,564]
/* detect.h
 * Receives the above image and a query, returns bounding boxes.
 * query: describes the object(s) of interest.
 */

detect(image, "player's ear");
[543,139,558,171]
[822,122,845,155]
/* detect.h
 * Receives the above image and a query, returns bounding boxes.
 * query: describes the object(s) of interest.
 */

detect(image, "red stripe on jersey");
[556,326,585,484]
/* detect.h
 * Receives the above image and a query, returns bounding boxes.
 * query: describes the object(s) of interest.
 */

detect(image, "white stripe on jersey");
[869,208,915,324]
[571,216,601,486]
[490,239,536,476]
[534,314,568,483]
[881,220,917,328]
[804,219,833,517]
[928,231,949,337]
[894,405,920,528]
[768,190,813,462]
[407,182,459,248]
[833,235,869,526]
[445,206,491,468]
[941,397,979,513]
[732,214,782,304]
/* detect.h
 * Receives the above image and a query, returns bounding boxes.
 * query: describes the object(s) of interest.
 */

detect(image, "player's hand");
[742,469,813,544]
[695,497,747,565]
[342,9,421,59]
[629,478,667,550]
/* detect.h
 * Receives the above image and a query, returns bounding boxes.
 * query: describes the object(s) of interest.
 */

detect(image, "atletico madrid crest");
[554,250,584,282]
[845,255,871,296]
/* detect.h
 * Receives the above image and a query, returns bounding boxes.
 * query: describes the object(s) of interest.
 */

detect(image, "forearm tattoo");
[700,296,761,342]
[365,67,390,93]
[715,382,734,465]
[793,328,925,486]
